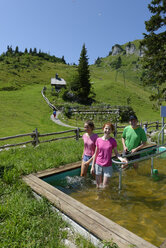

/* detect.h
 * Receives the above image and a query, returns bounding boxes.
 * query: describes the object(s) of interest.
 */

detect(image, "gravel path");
[51,111,76,128]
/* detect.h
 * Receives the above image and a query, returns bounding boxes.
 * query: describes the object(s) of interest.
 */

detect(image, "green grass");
[0,46,162,138]
[0,84,72,137]
[0,182,67,248]
[0,139,85,248]
[91,68,160,121]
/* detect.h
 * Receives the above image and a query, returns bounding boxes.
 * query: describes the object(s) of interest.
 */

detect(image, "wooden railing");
[0,128,80,149]
[0,121,162,150]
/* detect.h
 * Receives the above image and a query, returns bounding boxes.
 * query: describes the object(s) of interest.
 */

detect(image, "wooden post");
[114,122,117,138]
[33,128,39,146]
[75,128,80,141]
[156,121,159,131]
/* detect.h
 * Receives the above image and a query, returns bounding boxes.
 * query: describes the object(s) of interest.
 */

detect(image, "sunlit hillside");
[0,41,161,136]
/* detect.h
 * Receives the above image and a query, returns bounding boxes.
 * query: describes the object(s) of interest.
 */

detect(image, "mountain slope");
[0,41,161,136]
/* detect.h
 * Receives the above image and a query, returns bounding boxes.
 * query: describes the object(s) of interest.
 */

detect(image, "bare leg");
[103,176,110,188]
[80,161,89,177]
[96,175,102,188]
[133,163,138,169]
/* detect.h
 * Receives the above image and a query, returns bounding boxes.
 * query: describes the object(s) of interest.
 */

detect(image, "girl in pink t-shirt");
[81,120,98,177]
[91,122,127,188]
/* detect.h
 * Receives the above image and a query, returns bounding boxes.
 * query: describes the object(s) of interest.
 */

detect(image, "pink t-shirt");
[82,133,98,156]
[96,137,117,167]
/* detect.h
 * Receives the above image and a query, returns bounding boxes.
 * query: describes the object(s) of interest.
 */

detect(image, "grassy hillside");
[0,52,77,137]
[90,66,159,121]
[0,42,161,137]
[90,39,160,121]
[0,53,76,91]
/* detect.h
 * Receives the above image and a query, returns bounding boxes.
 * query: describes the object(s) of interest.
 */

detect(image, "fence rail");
[0,121,162,150]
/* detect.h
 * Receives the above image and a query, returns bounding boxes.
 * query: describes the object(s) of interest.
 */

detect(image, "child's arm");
[83,155,94,166]
[122,137,128,152]
[114,147,128,163]
[90,147,98,175]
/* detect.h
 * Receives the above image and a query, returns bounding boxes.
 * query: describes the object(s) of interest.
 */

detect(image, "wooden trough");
[23,161,158,248]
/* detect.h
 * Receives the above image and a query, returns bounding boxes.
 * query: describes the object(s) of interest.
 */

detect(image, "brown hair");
[102,122,115,132]
[85,120,95,130]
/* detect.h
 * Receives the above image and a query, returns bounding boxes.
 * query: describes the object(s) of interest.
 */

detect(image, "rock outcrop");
[112,44,123,56]
[125,43,136,55]
[111,42,146,57]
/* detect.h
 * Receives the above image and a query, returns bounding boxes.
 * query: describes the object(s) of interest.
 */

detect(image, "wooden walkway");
[23,161,157,248]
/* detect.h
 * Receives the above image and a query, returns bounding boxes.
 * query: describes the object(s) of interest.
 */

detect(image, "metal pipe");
[151,157,154,175]
[112,146,166,166]
[162,117,165,145]
[113,145,166,190]
[158,123,166,147]
[119,169,122,190]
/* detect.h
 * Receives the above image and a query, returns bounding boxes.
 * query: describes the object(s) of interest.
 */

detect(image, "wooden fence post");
[33,128,39,146]
[156,121,159,131]
[114,122,117,138]
[75,128,80,141]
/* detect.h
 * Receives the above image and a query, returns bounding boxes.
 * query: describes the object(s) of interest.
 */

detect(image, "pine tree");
[95,57,102,66]
[6,45,13,56]
[24,48,28,54]
[15,46,19,54]
[33,48,37,55]
[29,48,32,54]
[142,0,166,95]
[77,44,92,104]
[61,55,66,64]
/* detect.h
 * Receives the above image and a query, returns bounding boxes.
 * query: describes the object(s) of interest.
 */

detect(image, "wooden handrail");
[0,120,162,150]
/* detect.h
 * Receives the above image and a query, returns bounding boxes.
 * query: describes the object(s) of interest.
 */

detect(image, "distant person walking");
[53,109,57,119]
[81,120,98,177]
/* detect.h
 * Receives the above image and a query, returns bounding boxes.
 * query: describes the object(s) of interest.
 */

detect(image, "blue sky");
[0,0,153,64]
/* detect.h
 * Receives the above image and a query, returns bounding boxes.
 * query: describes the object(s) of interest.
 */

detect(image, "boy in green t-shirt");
[121,115,147,169]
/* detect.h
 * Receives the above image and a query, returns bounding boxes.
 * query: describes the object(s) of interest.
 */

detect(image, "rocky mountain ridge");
[111,42,145,57]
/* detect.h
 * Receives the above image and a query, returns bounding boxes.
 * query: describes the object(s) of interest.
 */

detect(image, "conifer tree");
[15,46,19,54]
[24,48,28,54]
[6,45,13,56]
[33,48,37,55]
[61,55,66,64]
[142,0,166,96]
[77,43,91,104]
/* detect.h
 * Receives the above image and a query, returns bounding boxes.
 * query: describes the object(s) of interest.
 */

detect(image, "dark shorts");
[83,154,92,162]
[122,150,140,161]
[83,155,93,166]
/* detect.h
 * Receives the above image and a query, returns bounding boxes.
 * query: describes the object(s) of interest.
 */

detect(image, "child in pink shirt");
[91,122,127,188]
[81,120,98,177]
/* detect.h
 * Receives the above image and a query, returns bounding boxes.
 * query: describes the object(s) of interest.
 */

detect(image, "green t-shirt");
[122,125,147,151]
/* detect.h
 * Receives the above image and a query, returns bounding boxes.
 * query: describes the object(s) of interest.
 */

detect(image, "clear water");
[44,157,166,247]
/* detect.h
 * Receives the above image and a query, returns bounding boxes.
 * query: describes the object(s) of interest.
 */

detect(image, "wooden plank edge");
[34,161,81,178]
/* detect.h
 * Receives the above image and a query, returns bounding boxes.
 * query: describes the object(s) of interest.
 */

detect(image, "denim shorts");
[95,164,113,177]
[83,155,92,165]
